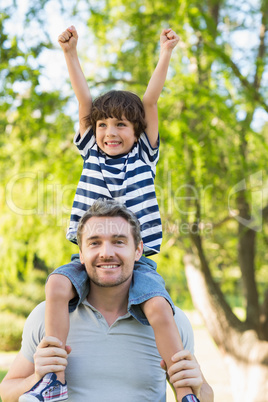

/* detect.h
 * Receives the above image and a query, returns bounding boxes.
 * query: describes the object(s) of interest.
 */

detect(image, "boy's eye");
[117,122,126,127]
[98,123,106,128]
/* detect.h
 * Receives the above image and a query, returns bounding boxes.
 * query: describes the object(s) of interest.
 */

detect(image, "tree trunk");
[237,192,260,331]
[184,253,268,402]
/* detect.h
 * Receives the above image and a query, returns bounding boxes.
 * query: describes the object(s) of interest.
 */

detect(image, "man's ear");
[135,240,143,261]
[79,250,84,264]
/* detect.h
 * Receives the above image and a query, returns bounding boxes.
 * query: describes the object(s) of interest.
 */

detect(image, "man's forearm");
[0,374,36,402]
[199,381,214,402]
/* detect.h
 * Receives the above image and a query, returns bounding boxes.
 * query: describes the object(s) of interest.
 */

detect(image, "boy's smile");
[96,116,137,156]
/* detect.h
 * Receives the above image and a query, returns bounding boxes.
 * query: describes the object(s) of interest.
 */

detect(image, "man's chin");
[92,281,119,288]
[90,275,131,288]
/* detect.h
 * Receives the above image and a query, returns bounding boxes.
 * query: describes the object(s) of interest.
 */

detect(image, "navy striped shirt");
[66,128,162,255]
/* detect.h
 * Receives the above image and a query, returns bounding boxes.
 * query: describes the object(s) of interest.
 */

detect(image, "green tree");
[0,4,79,292]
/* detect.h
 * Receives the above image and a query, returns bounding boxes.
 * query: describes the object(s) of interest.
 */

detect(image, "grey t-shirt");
[21,300,194,402]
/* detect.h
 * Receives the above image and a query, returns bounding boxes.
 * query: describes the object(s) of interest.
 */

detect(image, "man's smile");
[97,264,120,269]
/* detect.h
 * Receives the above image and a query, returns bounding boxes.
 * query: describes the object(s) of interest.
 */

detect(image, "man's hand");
[160,28,180,52]
[34,336,71,382]
[58,25,78,53]
[161,350,203,398]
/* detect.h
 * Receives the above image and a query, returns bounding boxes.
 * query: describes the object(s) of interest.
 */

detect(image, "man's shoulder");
[173,306,192,329]
[174,305,189,318]
[20,301,46,362]
[173,306,195,354]
[24,301,46,330]
[31,300,46,314]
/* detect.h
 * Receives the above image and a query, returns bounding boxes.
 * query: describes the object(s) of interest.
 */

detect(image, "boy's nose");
[106,125,116,136]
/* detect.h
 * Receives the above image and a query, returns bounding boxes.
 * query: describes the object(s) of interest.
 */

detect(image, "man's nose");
[99,242,115,258]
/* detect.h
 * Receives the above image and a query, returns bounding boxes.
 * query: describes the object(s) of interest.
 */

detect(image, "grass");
[0,370,7,402]
[0,369,7,381]
[0,270,46,351]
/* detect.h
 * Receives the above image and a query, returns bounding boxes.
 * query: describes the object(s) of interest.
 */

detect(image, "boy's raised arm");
[58,26,92,137]
[142,29,179,148]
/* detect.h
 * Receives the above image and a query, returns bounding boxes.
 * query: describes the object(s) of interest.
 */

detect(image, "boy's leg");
[129,257,198,401]
[45,273,76,383]
[19,256,89,402]
[19,274,74,402]
[142,297,193,402]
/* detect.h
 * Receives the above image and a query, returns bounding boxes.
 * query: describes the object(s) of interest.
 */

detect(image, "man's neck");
[87,282,130,326]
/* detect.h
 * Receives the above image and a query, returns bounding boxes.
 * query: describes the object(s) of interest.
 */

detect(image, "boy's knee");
[46,274,74,301]
[142,296,173,326]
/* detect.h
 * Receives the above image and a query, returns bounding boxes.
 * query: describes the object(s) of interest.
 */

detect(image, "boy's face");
[95,116,137,156]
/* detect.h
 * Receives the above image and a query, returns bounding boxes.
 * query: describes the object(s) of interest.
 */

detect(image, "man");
[0,200,213,402]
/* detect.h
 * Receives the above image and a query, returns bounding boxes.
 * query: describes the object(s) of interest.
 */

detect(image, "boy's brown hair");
[84,90,147,139]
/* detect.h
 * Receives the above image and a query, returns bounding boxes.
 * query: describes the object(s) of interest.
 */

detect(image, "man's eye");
[115,240,124,245]
[89,241,99,246]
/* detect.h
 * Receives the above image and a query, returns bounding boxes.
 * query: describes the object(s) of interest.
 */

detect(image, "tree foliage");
[0,4,79,291]
[80,0,268,328]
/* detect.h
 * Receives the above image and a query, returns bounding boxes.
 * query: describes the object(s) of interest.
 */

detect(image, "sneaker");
[19,373,68,402]
[182,395,200,402]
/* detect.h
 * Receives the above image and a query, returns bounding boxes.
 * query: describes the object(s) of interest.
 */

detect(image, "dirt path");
[167,311,233,402]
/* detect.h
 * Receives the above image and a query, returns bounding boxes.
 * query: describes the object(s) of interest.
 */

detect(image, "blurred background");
[0,0,268,400]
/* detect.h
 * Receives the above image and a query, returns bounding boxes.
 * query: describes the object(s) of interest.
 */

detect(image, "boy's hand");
[160,28,179,52]
[58,25,78,52]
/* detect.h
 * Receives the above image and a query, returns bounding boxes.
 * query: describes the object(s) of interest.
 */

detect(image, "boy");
[19,26,199,402]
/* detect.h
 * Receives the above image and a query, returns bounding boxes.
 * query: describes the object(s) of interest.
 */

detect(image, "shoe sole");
[19,394,68,402]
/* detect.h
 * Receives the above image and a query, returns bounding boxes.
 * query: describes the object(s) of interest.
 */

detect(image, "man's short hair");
[84,90,147,139]
[77,199,142,250]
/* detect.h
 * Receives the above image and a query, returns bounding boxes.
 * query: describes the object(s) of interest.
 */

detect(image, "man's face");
[79,216,143,288]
